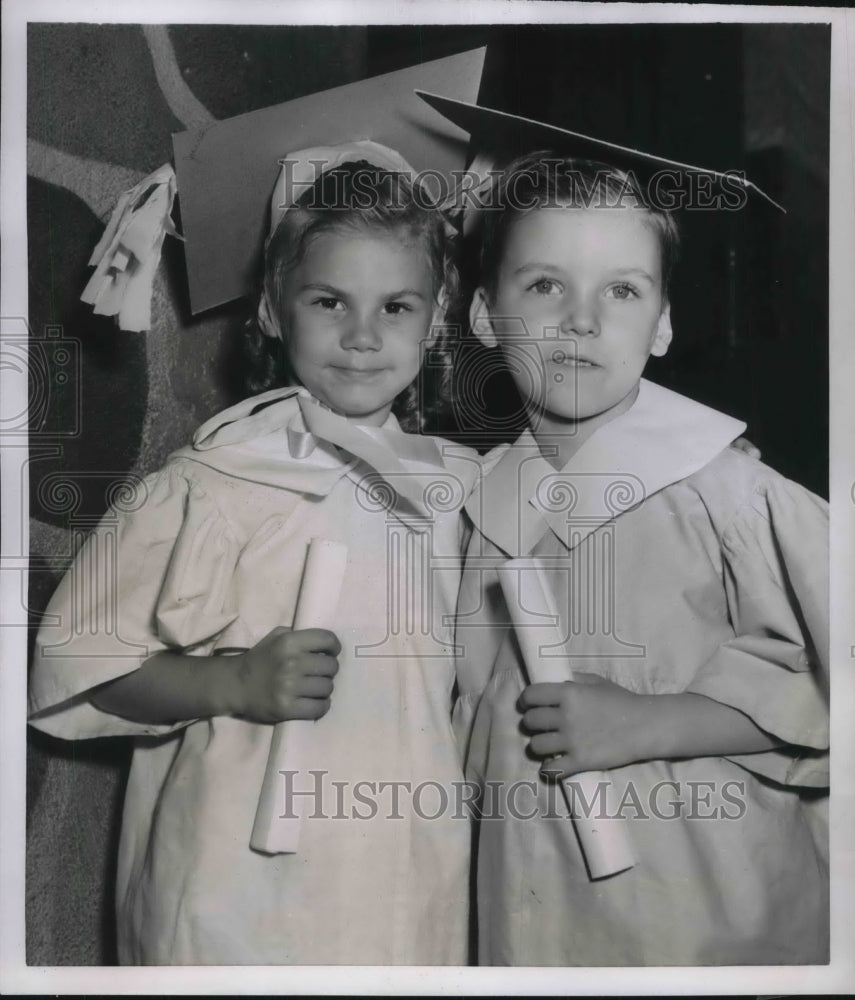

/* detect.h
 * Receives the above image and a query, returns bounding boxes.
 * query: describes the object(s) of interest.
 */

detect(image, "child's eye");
[606,283,639,301]
[312,297,345,311]
[528,278,562,296]
[383,301,413,316]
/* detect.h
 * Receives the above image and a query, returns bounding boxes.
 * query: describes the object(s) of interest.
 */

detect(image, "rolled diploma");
[497,558,636,879]
[250,538,348,854]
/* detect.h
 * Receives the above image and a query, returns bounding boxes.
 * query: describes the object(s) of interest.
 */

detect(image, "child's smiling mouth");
[330,365,387,378]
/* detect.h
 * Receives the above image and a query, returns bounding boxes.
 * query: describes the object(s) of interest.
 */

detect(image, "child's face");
[473,205,672,431]
[280,227,439,426]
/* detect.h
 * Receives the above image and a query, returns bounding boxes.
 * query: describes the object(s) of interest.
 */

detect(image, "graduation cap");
[172,48,486,315]
[416,91,784,215]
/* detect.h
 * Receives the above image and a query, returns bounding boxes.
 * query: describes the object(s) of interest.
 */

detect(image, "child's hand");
[520,675,788,778]
[731,436,761,459]
[519,674,654,778]
[229,627,341,724]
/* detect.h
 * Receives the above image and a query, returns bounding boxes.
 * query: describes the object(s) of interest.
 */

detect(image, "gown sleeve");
[28,460,242,739]
[685,472,829,788]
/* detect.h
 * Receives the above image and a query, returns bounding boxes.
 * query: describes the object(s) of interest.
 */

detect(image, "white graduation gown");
[455,379,829,966]
[30,388,482,965]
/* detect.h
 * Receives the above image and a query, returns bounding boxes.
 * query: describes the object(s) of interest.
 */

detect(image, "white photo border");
[2,1,853,994]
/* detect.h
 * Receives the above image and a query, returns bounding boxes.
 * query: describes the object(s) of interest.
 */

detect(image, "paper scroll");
[250,538,348,854]
[497,558,636,880]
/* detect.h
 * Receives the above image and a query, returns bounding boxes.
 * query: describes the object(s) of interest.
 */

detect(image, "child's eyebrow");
[611,267,657,284]
[299,282,426,300]
[512,264,658,285]
[513,262,564,276]
[300,282,345,296]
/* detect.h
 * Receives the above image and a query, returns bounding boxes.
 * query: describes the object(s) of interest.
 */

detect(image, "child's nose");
[340,313,382,351]
[560,297,600,337]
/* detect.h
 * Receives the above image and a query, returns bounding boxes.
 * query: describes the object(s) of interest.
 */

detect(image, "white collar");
[466,379,746,556]
[171,387,480,519]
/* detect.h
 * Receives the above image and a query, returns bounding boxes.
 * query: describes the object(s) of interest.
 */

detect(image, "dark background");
[26,22,829,964]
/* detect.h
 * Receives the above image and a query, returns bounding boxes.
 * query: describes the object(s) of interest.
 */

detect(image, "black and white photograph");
[2,1,853,994]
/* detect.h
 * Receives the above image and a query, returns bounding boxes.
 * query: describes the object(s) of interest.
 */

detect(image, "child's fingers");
[517,682,566,711]
[296,674,335,700]
[267,627,341,656]
[521,705,562,734]
[286,627,342,655]
[528,731,566,758]
[297,652,339,677]
[289,695,332,721]
[732,436,761,459]
[539,754,579,781]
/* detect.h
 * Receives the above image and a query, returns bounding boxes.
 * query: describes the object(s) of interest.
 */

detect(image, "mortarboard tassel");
[80,163,181,332]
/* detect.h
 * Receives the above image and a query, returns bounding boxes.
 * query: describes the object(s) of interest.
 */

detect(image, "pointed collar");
[296,396,480,520]
[466,379,746,557]
[171,386,480,517]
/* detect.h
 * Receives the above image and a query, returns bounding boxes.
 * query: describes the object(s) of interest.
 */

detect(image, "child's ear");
[469,287,498,348]
[650,303,673,358]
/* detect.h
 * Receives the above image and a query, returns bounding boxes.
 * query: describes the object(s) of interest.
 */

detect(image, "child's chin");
[324,392,398,425]
[321,383,385,408]
[540,392,623,426]
[543,388,594,420]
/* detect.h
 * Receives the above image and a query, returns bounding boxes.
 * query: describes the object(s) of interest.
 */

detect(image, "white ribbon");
[257,140,456,341]
[266,140,419,241]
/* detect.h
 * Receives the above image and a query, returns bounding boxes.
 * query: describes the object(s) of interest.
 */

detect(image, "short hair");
[244,161,459,433]
[478,151,680,301]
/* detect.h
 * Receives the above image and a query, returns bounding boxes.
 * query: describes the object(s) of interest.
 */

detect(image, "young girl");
[29,144,480,965]
[454,152,829,965]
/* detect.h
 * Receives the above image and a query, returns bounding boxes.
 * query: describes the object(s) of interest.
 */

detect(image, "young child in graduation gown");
[454,151,829,966]
[29,146,481,965]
